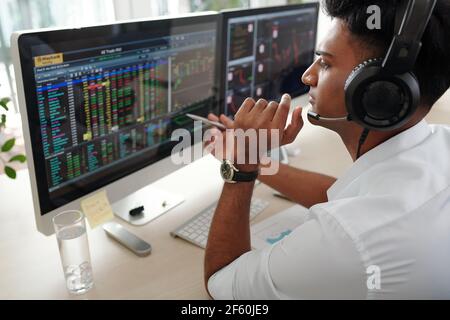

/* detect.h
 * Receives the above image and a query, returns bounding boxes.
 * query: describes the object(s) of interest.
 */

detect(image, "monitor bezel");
[13,13,220,220]
[217,3,319,114]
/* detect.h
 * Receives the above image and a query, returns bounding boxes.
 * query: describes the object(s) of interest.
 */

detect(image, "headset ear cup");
[345,58,420,131]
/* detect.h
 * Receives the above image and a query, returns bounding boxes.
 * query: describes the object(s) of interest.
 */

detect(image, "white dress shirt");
[208,120,450,299]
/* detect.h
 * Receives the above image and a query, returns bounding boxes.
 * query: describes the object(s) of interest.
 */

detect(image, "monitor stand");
[111,185,184,225]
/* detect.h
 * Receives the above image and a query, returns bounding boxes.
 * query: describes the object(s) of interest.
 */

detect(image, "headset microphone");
[307,110,351,122]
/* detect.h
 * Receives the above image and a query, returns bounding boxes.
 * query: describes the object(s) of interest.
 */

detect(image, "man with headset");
[204,0,450,299]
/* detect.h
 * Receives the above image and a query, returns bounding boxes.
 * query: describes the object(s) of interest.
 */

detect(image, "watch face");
[220,161,233,181]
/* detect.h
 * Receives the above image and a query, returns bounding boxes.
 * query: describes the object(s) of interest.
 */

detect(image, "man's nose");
[301,64,317,87]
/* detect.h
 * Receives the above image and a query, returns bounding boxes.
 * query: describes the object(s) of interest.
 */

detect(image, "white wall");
[112,0,194,20]
[113,0,155,21]
[250,0,287,7]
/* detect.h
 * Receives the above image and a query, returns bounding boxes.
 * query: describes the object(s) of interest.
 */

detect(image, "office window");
[0,0,115,112]
[188,0,306,12]
[189,0,250,11]
[0,0,299,114]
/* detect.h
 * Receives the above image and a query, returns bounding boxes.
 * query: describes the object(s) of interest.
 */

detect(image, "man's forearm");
[258,163,336,208]
[204,181,254,292]
[203,163,336,291]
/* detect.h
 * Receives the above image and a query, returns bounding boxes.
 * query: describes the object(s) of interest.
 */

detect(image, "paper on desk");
[80,190,114,229]
[251,204,309,250]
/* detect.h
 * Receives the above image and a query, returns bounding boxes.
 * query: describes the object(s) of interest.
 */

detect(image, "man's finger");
[237,97,256,114]
[289,106,303,129]
[207,113,220,122]
[204,140,216,155]
[219,114,234,128]
[272,94,291,128]
[203,127,221,144]
[263,101,279,120]
[204,139,213,148]
[250,98,268,115]
[283,106,303,144]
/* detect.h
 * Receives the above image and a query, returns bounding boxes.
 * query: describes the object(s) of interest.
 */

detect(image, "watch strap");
[233,169,259,182]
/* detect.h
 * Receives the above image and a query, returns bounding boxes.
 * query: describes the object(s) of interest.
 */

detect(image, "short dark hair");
[322,0,450,107]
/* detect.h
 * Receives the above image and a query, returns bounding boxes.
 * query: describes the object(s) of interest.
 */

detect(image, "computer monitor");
[11,12,219,235]
[218,3,319,116]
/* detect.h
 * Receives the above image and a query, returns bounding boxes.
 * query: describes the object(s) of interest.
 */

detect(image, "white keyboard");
[171,198,269,249]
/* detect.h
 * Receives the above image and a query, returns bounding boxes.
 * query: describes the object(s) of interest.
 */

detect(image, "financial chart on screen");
[224,7,317,115]
[30,23,216,198]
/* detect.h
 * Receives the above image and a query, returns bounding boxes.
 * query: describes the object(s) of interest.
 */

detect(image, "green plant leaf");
[9,154,26,163]
[0,97,10,111]
[4,166,16,179]
[0,114,5,127]
[1,138,15,152]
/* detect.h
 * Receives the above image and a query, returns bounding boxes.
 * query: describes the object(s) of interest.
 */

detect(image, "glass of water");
[53,210,94,294]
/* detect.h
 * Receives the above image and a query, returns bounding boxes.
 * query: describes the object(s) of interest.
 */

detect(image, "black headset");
[344,0,437,131]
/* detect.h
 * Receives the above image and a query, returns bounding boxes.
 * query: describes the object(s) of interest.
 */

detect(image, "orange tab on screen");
[34,53,63,67]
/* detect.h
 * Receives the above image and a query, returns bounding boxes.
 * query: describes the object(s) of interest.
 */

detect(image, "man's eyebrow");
[315,50,333,57]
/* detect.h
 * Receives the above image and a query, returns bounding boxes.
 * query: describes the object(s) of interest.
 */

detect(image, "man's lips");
[308,94,316,104]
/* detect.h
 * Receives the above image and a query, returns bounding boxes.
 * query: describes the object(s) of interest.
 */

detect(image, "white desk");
[0,119,353,299]
[1,92,448,299]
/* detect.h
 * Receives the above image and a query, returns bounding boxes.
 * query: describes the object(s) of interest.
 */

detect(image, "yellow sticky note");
[80,190,114,229]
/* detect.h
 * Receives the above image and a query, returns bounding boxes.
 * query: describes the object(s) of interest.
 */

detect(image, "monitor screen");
[17,15,218,215]
[221,4,319,115]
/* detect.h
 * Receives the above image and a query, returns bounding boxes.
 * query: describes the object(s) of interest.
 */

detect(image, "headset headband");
[382,0,437,74]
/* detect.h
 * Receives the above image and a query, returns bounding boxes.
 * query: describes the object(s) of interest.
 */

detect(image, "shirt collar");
[327,120,432,200]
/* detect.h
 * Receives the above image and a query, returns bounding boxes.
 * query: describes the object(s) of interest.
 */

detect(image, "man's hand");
[233,94,303,146]
[205,94,303,171]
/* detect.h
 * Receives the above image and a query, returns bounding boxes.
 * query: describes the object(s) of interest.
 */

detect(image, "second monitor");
[220,3,319,116]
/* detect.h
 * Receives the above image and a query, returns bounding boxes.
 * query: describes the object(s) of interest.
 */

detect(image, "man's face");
[302,20,371,122]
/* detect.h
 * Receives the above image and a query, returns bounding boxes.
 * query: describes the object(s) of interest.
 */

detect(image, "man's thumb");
[283,106,304,144]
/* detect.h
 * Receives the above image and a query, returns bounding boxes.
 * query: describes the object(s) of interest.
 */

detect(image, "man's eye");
[319,58,330,70]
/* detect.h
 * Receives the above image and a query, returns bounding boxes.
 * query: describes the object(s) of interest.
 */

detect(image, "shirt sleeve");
[207,207,367,299]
